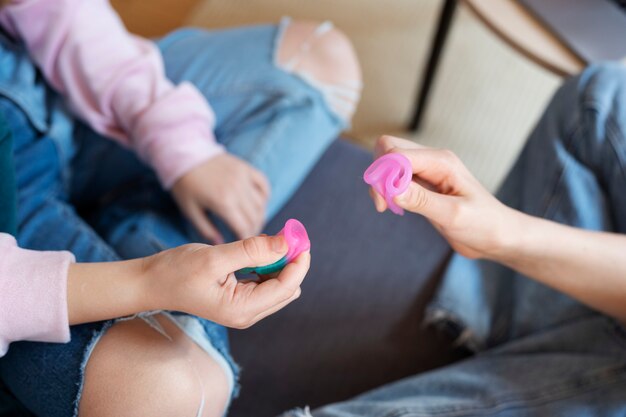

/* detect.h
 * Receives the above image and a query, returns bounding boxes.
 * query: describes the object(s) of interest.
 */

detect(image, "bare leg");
[78,315,230,417]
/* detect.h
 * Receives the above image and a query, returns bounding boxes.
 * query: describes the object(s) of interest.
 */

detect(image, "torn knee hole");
[276,18,362,122]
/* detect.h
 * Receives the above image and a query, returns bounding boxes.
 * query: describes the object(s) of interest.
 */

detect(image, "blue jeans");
[284,64,626,416]
[0,24,343,417]
[0,112,16,235]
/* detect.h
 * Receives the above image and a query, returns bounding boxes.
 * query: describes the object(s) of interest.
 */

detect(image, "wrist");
[481,205,528,263]
[133,257,163,312]
[67,259,151,325]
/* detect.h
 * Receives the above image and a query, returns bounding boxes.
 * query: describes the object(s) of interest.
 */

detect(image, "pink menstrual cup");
[238,219,310,275]
[278,218,310,262]
[363,153,412,215]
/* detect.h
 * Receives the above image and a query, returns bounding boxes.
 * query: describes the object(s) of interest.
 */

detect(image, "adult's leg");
[298,64,626,417]
[284,63,626,417]
[290,315,626,417]
[429,63,626,351]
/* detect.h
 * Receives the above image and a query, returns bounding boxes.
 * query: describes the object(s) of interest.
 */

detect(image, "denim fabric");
[428,63,626,351]
[0,112,16,235]
[0,23,343,417]
[283,64,626,417]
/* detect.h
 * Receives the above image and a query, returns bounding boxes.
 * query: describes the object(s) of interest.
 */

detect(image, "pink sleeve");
[0,234,75,357]
[0,0,224,188]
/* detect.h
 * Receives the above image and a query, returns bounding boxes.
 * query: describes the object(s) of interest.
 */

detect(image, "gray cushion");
[230,140,460,417]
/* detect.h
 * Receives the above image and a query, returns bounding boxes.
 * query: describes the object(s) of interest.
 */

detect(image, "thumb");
[214,235,288,273]
[394,181,452,221]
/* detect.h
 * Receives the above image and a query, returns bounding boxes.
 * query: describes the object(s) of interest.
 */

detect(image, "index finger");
[389,147,468,195]
[214,235,288,273]
[250,167,271,200]
[374,135,425,158]
[246,251,310,313]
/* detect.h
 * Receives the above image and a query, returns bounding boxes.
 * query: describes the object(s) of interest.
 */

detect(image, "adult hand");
[368,135,517,259]
[172,153,270,244]
[141,235,310,328]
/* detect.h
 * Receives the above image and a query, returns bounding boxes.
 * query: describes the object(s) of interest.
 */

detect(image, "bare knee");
[78,317,228,417]
[278,20,361,84]
[277,19,362,121]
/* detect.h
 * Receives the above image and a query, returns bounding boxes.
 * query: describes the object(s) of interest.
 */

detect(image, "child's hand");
[172,154,270,244]
[369,135,516,260]
[141,235,309,328]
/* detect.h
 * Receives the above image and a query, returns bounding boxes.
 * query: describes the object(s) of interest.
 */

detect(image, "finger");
[250,168,271,200]
[258,270,280,281]
[368,187,387,212]
[247,181,266,214]
[248,286,302,325]
[375,135,425,157]
[241,186,265,235]
[394,181,453,221]
[239,201,263,238]
[246,251,310,313]
[223,206,255,240]
[214,234,289,273]
[185,201,224,244]
[389,147,467,194]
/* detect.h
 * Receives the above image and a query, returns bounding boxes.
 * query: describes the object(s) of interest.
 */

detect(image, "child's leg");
[83,20,363,256]
[158,19,361,221]
[79,315,231,417]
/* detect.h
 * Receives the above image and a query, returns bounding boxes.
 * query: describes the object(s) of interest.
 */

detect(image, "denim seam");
[380,364,626,417]
[539,122,582,220]
[0,87,47,133]
[605,113,626,186]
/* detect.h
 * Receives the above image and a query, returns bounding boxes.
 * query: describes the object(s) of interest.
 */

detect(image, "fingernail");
[272,235,287,253]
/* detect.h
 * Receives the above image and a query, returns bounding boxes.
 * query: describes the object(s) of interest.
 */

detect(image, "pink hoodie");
[0,0,224,354]
[0,235,74,356]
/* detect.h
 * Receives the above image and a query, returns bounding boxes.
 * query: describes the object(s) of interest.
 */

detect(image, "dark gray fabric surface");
[230,140,461,417]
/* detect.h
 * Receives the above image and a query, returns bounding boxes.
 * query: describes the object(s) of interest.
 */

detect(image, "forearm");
[67,259,151,325]
[491,209,626,322]
[0,0,223,189]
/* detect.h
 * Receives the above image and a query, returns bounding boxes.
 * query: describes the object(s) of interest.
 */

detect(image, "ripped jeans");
[284,64,626,416]
[0,21,351,417]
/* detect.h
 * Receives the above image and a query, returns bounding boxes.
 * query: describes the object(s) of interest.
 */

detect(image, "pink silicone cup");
[277,219,310,262]
[363,153,413,215]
